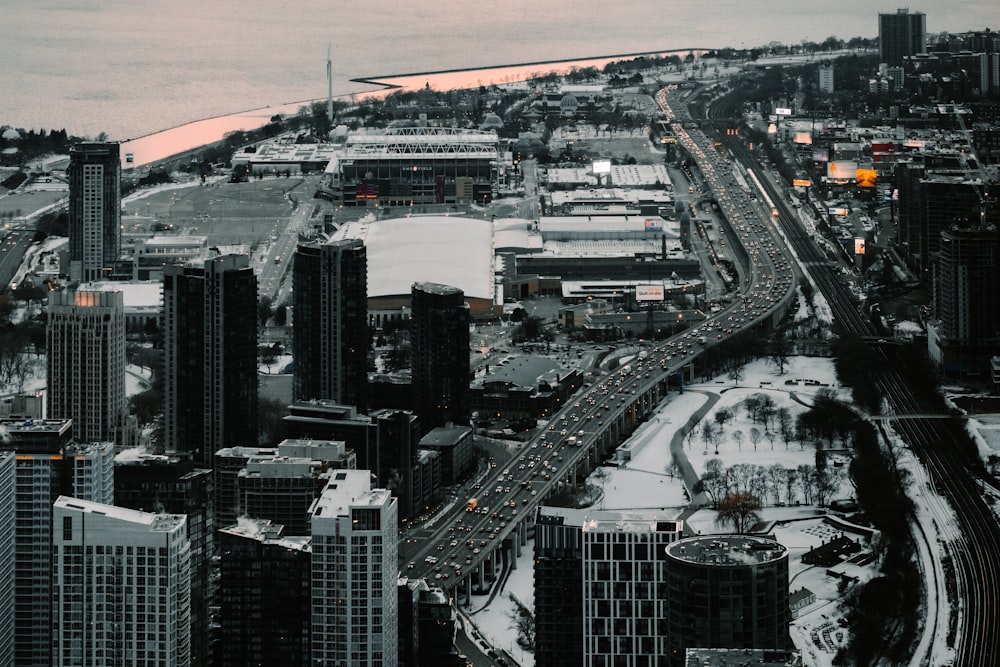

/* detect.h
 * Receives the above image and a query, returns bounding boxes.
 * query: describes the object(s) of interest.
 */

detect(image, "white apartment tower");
[47,289,127,444]
[818,62,835,94]
[52,496,191,667]
[0,451,16,667]
[310,470,398,666]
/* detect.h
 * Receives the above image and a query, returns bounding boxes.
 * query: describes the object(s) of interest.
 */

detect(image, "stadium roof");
[333,215,494,301]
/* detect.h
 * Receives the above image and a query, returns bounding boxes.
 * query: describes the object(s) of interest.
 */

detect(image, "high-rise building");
[68,142,121,283]
[163,254,258,465]
[879,9,926,66]
[293,238,369,409]
[411,282,470,434]
[664,535,791,665]
[114,451,214,667]
[534,507,686,667]
[0,419,114,667]
[213,439,356,530]
[0,451,15,667]
[217,519,311,667]
[310,470,398,666]
[818,62,835,94]
[46,288,127,444]
[52,496,191,667]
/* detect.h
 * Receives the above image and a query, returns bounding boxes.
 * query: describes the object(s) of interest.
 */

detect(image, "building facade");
[310,470,398,666]
[217,520,312,667]
[411,282,471,434]
[879,9,926,66]
[163,254,258,465]
[0,419,114,667]
[0,451,15,667]
[818,62,835,94]
[114,452,214,667]
[293,238,369,409]
[46,289,127,444]
[52,496,191,667]
[68,142,121,283]
[664,535,791,666]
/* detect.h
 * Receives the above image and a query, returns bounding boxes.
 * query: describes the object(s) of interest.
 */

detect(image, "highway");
[401,85,798,593]
[705,91,1000,665]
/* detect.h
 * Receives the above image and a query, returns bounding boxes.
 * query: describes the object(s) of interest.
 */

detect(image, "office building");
[46,288,127,444]
[930,224,1000,376]
[68,142,121,283]
[237,457,320,535]
[534,507,686,667]
[213,439,355,530]
[411,282,471,434]
[114,452,214,667]
[0,451,15,667]
[310,470,398,666]
[217,520,311,667]
[879,9,926,66]
[293,238,369,409]
[52,496,191,667]
[665,535,791,665]
[0,419,114,667]
[163,254,258,466]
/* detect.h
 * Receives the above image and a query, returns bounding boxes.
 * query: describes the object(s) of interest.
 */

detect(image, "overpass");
[401,85,798,601]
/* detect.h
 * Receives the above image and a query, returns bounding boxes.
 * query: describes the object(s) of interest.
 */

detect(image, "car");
[512,509,518,515]
[473,548,480,554]
[449,540,458,547]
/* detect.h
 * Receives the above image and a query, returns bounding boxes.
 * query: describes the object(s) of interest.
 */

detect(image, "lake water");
[2,0,991,142]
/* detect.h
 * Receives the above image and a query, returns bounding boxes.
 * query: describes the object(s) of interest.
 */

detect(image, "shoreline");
[120,47,707,168]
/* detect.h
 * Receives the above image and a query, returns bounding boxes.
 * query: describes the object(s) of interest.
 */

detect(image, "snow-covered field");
[467,355,962,667]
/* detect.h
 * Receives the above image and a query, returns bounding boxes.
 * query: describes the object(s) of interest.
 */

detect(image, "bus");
[466,498,478,512]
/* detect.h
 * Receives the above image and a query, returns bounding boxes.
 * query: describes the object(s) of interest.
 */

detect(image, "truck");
[466,498,478,512]
[567,436,580,447]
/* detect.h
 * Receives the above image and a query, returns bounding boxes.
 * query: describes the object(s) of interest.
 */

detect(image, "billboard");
[644,218,663,232]
[812,147,830,162]
[856,169,877,188]
[854,238,866,255]
[792,179,813,187]
[828,207,850,216]
[592,159,611,175]
[635,285,665,302]
[827,161,858,180]
[793,131,813,145]
[775,107,792,116]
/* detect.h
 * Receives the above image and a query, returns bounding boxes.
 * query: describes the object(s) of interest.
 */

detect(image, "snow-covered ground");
[468,355,959,667]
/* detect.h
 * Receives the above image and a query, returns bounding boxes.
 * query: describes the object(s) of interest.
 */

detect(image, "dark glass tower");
[163,254,258,466]
[410,282,470,434]
[68,142,120,282]
[292,238,369,409]
[114,452,214,667]
[879,9,926,66]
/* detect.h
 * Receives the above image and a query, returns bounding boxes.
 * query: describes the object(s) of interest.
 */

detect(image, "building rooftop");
[54,495,186,532]
[310,469,388,519]
[333,215,493,301]
[419,425,472,447]
[666,535,788,566]
[684,648,803,666]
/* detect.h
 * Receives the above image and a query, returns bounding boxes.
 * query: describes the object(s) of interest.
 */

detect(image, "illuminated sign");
[793,132,813,145]
[644,218,663,232]
[854,238,866,255]
[828,207,850,216]
[856,169,877,188]
[792,179,812,187]
[827,161,858,180]
[635,285,665,302]
[775,107,792,116]
[592,159,611,175]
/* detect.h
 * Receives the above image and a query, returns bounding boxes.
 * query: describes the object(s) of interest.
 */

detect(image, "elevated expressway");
[401,88,798,600]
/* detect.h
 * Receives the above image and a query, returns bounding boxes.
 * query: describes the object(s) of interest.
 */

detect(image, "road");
[401,85,798,594]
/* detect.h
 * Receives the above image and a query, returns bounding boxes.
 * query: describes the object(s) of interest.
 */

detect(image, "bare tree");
[508,597,536,650]
[749,427,761,451]
[685,423,698,449]
[797,463,815,504]
[727,362,745,385]
[768,464,786,505]
[785,467,799,504]
[700,458,726,508]
[715,492,762,534]
[732,429,744,451]
[701,421,716,453]
[778,407,793,449]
